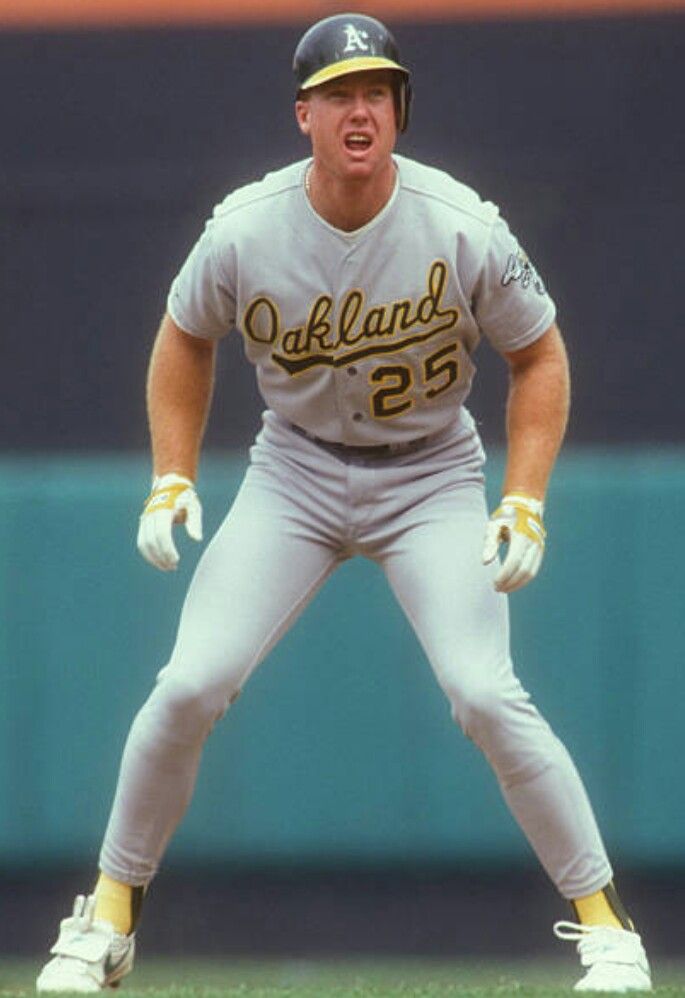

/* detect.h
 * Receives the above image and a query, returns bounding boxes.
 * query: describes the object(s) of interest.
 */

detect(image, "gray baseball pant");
[99,410,612,898]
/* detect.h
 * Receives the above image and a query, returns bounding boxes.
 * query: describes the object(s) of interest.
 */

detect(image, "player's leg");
[101,487,336,884]
[101,462,340,887]
[375,473,650,990]
[37,445,342,992]
[379,480,612,894]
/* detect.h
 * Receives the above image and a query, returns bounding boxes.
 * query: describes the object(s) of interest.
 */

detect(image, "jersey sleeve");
[166,215,236,339]
[472,215,556,353]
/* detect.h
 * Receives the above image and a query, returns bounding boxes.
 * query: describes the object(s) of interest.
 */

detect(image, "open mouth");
[344,133,373,152]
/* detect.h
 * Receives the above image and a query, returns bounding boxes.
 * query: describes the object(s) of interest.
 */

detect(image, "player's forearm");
[146,314,217,481]
[502,324,570,501]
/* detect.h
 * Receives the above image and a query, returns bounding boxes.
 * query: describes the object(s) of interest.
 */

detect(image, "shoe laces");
[554,920,643,968]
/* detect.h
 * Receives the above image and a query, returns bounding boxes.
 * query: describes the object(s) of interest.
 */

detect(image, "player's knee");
[151,672,233,739]
[449,682,505,744]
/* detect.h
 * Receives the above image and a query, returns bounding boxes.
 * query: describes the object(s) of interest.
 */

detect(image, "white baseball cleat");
[36,894,135,993]
[554,920,652,992]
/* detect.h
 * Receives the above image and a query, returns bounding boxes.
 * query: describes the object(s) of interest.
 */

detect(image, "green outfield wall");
[1,447,683,869]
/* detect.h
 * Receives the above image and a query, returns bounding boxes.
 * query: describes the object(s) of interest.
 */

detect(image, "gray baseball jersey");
[167,154,555,445]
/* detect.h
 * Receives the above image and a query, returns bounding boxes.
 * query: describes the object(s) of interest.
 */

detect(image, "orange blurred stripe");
[0,0,683,27]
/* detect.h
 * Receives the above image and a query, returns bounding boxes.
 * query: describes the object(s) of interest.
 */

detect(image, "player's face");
[295,70,398,184]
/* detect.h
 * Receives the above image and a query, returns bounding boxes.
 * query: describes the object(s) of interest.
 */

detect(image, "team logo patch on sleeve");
[501,250,547,296]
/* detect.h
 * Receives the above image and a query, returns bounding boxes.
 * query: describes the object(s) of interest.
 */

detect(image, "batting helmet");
[293,13,412,133]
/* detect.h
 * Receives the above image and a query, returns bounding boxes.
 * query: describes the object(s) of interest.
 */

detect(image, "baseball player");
[37,13,651,993]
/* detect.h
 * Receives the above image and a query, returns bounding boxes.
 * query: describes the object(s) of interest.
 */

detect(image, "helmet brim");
[298,56,409,92]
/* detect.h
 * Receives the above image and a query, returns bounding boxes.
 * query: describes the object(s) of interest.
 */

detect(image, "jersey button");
[347,366,357,376]
[352,412,363,422]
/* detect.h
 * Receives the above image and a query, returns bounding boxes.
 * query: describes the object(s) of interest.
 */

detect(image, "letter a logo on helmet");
[343,24,370,53]
[293,13,413,133]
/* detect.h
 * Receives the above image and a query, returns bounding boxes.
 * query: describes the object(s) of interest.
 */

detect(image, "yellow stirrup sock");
[571,881,634,931]
[93,871,145,935]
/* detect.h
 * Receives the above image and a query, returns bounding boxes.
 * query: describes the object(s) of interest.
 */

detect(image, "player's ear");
[295,99,311,136]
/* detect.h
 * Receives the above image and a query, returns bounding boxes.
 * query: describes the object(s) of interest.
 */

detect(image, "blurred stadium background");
[1,0,684,973]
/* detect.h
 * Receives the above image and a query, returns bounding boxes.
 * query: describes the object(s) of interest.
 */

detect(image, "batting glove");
[137,472,203,571]
[482,493,546,593]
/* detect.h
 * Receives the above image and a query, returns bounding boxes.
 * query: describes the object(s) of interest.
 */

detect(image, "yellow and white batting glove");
[482,493,546,593]
[137,472,203,571]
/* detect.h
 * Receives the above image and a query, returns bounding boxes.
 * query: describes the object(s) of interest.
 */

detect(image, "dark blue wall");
[1,14,683,451]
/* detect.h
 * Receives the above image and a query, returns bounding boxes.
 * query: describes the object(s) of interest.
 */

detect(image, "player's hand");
[482,493,546,593]
[137,472,203,571]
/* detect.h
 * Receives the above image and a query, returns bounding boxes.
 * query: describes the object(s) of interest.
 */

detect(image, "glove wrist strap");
[501,492,544,517]
[152,472,195,490]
